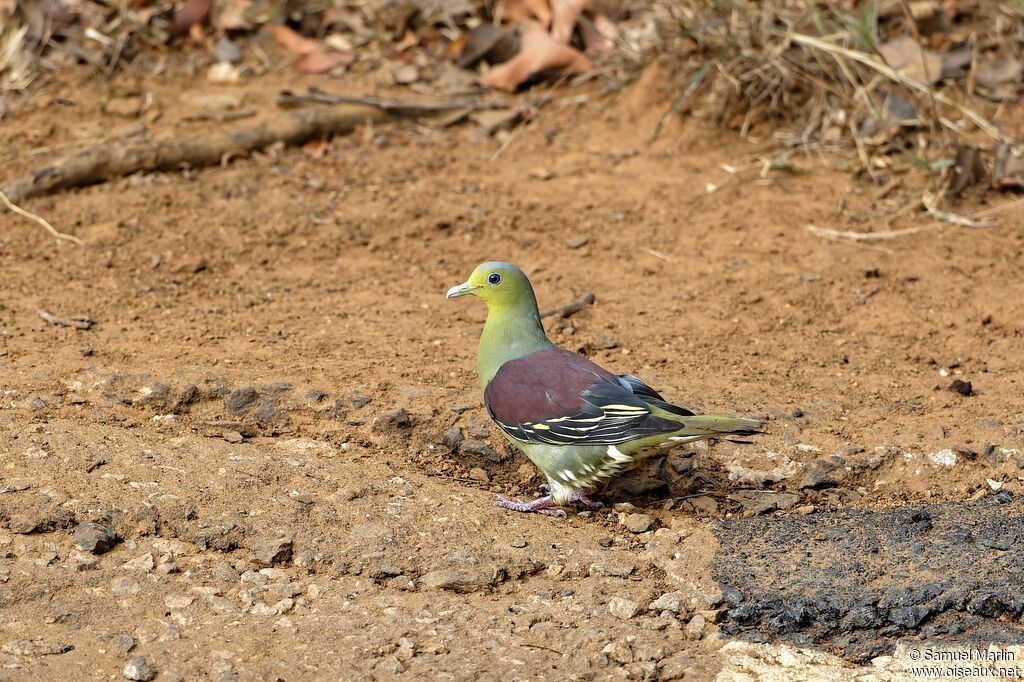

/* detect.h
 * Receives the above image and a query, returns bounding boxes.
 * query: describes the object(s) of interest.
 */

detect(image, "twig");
[276,90,508,116]
[921,191,996,228]
[520,642,564,656]
[806,223,930,241]
[37,308,94,330]
[0,190,82,245]
[638,246,672,262]
[648,62,712,144]
[540,292,595,319]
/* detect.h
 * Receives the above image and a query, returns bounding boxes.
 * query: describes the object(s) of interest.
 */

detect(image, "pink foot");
[494,494,567,518]
[571,488,604,509]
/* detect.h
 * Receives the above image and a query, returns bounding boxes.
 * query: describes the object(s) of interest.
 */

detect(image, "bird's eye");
[487,273,502,285]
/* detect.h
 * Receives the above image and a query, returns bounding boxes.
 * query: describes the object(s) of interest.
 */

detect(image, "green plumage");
[447,261,762,513]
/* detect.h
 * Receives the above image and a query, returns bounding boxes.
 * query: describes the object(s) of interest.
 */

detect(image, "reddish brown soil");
[1,60,1022,680]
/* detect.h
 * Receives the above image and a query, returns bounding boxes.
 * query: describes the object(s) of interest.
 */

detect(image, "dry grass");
[633,0,1022,196]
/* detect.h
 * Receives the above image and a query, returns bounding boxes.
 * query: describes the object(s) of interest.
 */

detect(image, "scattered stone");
[2,640,73,656]
[462,439,501,462]
[418,569,489,593]
[728,491,800,515]
[602,639,633,664]
[930,449,957,467]
[123,553,155,573]
[685,614,707,640]
[468,467,489,483]
[682,496,719,516]
[27,396,46,410]
[111,634,135,656]
[80,346,94,357]
[254,399,278,423]
[589,562,635,578]
[378,655,405,674]
[350,391,371,408]
[621,513,659,533]
[372,408,411,433]
[950,379,974,396]
[650,592,686,614]
[509,538,527,548]
[395,637,416,661]
[225,386,258,415]
[368,564,402,580]
[250,538,293,566]
[157,561,180,575]
[73,521,118,554]
[608,597,642,620]
[123,655,156,681]
[798,459,839,490]
[164,595,194,609]
[441,427,464,452]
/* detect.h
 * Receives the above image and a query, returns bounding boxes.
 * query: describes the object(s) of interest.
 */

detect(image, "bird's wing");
[617,374,695,417]
[484,347,684,446]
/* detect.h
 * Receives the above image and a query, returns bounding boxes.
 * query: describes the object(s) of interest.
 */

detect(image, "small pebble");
[608,597,642,620]
[509,538,527,548]
[123,655,156,681]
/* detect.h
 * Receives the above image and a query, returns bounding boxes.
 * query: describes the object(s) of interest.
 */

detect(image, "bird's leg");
[571,487,604,509]
[494,494,567,518]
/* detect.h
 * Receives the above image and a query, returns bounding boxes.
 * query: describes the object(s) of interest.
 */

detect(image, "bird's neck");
[477,301,552,389]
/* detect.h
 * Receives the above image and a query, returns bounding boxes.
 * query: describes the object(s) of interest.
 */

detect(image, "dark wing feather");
[485,348,685,446]
[617,374,695,417]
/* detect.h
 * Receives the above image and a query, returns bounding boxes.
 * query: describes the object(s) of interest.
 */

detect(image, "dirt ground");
[1,57,1023,681]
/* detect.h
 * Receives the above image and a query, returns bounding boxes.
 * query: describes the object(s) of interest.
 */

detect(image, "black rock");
[950,379,974,396]
[462,439,500,462]
[442,427,464,453]
[225,386,258,415]
[888,606,932,628]
[372,409,411,433]
[798,459,839,490]
[73,521,118,554]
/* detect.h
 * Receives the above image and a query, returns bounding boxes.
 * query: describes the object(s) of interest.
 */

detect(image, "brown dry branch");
[37,308,94,330]
[540,292,595,319]
[1,105,393,204]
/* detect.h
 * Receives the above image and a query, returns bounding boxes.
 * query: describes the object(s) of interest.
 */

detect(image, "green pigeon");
[447,261,762,517]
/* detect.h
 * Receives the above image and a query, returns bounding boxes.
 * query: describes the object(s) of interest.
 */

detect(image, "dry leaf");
[455,24,519,69]
[478,23,591,92]
[500,0,552,28]
[550,0,587,44]
[975,51,1023,89]
[291,51,353,74]
[879,36,942,85]
[272,25,319,56]
[582,13,618,52]
[171,0,212,37]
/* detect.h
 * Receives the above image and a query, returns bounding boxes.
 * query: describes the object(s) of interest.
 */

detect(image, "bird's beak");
[446,282,477,299]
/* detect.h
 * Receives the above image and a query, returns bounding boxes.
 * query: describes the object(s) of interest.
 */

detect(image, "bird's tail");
[670,414,763,443]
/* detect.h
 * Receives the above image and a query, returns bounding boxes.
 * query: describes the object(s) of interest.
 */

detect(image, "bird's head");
[446,261,534,309]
